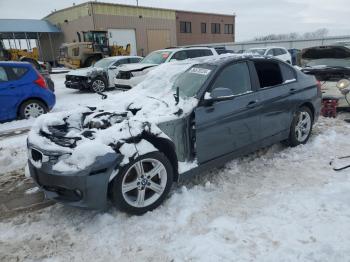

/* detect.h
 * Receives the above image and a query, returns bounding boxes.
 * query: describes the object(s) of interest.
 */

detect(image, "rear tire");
[111,152,173,215]
[19,99,48,119]
[287,106,313,147]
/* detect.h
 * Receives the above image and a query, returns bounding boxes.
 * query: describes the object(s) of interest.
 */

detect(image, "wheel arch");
[142,133,179,182]
[298,102,315,122]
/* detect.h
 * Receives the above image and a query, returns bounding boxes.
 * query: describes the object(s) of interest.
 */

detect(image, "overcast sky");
[0,0,349,41]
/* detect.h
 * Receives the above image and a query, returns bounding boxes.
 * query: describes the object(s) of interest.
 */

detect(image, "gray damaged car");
[27,55,321,214]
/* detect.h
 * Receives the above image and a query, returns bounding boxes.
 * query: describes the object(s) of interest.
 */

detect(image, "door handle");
[289,88,297,94]
[246,100,258,108]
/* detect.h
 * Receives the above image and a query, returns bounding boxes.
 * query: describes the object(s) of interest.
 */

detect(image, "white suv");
[115,47,219,89]
[245,47,292,63]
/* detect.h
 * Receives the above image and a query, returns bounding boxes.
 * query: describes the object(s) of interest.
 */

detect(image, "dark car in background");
[0,61,55,122]
[27,56,321,214]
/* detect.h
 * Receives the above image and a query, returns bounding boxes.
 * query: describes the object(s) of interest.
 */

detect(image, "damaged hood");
[28,60,200,171]
[301,46,350,68]
[67,67,105,77]
[118,63,158,73]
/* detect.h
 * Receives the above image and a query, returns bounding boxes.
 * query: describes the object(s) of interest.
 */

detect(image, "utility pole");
[136,0,139,7]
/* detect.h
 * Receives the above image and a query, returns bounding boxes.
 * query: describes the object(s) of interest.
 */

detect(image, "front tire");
[90,77,107,92]
[111,152,174,215]
[287,107,313,147]
[19,99,48,119]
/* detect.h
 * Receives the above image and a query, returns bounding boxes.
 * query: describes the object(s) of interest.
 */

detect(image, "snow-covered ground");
[1,73,350,261]
[1,115,350,261]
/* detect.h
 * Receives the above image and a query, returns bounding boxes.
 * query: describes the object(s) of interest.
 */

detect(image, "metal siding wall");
[45,4,91,25]
[93,14,177,55]
[226,36,350,51]
[39,33,63,62]
[93,4,175,20]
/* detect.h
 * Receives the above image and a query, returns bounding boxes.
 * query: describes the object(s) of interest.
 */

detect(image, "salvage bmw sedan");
[27,55,321,214]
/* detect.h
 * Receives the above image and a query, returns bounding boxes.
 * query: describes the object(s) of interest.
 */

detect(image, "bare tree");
[254,28,329,41]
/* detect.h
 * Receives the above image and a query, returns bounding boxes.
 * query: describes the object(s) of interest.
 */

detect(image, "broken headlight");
[337,79,350,95]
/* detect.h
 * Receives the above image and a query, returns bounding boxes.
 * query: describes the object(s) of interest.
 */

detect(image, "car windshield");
[141,51,173,64]
[93,58,113,68]
[172,64,216,98]
[306,59,350,68]
[247,48,266,55]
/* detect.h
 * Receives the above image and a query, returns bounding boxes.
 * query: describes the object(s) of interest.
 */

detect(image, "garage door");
[147,30,171,53]
[108,29,137,56]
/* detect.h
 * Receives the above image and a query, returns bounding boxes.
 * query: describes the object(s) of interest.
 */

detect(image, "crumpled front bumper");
[65,76,91,90]
[28,147,121,210]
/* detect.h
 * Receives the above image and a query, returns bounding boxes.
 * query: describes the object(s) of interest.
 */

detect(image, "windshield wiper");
[174,86,180,105]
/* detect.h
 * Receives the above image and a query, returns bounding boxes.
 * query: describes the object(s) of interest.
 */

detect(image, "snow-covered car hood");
[118,63,158,72]
[28,61,200,172]
[67,67,105,77]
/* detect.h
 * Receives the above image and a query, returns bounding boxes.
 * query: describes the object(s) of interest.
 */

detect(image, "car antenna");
[174,86,179,105]
[97,91,107,100]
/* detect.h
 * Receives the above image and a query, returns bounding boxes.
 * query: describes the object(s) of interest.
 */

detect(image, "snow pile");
[1,117,350,261]
[0,135,27,175]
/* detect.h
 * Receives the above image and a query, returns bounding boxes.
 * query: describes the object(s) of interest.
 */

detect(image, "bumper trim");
[28,152,121,210]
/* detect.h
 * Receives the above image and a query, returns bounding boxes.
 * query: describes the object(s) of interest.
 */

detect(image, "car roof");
[153,47,214,53]
[102,56,143,60]
[249,46,286,49]
[0,61,32,66]
[190,54,286,68]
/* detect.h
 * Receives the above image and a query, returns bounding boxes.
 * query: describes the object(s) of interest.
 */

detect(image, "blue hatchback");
[0,61,56,122]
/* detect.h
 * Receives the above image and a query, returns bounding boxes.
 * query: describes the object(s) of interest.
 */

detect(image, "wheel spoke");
[136,190,145,206]
[146,181,163,194]
[298,113,304,123]
[147,163,163,179]
[296,129,302,141]
[134,161,144,178]
[122,180,138,193]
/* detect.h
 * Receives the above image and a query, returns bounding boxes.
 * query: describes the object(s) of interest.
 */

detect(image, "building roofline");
[44,1,235,19]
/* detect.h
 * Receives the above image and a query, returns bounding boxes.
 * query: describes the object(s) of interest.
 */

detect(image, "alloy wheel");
[295,111,311,142]
[121,158,167,208]
[92,79,106,92]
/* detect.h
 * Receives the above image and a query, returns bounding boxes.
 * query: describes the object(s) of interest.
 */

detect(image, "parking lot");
[0,72,349,261]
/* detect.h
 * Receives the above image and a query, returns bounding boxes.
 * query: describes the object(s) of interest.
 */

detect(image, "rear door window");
[273,49,282,56]
[211,62,252,96]
[11,67,29,80]
[172,51,188,61]
[0,67,8,82]
[279,63,296,82]
[279,48,287,55]
[130,57,142,63]
[253,60,284,88]
[187,49,213,58]
[116,58,129,65]
[266,49,274,56]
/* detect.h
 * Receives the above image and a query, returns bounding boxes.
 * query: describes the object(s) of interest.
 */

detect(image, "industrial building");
[44,1,235,57]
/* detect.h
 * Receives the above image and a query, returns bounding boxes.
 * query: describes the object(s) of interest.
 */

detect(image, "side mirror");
[109,66,117,70]
[204,87,234,105]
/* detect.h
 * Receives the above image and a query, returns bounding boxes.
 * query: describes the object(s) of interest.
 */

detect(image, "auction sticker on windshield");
[189,67,211,75]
